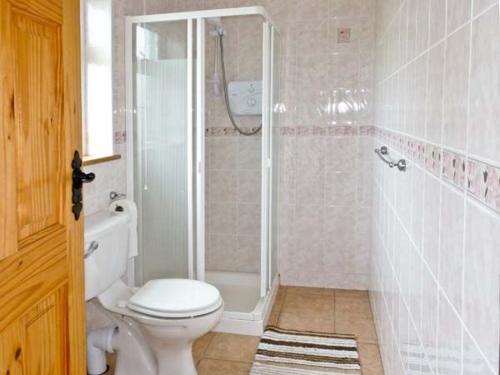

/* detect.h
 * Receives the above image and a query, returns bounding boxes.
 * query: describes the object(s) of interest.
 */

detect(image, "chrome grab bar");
[374,146,407,171]
[109,191,126,201]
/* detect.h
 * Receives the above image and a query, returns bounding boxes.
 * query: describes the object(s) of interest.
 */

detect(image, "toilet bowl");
[98,278,223,375]
[133,306,223,375]
[84,202,224,375]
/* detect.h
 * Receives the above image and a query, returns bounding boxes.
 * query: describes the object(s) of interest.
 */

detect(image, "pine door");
[0,0,86,373]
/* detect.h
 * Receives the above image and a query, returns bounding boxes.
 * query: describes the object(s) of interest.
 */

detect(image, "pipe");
[87,327,117,375]
[218,32,262,136]
[87,318,157,375]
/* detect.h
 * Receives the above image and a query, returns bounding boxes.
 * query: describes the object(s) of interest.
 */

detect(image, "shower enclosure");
[125,7,280,335]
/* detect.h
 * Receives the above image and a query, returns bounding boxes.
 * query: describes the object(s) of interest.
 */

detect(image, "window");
[82,0,113,157]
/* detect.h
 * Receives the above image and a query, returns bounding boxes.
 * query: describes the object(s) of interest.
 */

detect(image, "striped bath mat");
[250,326,361,375]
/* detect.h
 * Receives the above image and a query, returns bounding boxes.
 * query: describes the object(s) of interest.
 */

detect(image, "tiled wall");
[199,0,377,288]
[84,0,378,290]
[82,157,126,215]
[271,0,376,289]
[370,1,500,375]
[204,16,263,274]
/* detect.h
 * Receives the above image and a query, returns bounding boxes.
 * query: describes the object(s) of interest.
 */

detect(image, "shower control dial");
[228,81,262,115]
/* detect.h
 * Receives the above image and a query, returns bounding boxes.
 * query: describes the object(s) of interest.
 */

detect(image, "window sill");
[82,154,121,166]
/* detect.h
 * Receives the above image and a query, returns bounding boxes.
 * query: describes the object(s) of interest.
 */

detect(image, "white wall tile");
[443,25,470,152]
[436,295,462,375]
[463,201,500,371]
[438,184,465,313]
[421,174,441,275]
[425,42,445,144]
[429,0,446,45]
[372,1,500,375]
[468,5,500,162]
[447,0,472,32]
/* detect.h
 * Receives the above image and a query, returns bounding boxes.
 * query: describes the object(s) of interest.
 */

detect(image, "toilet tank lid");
[85,211,130,241]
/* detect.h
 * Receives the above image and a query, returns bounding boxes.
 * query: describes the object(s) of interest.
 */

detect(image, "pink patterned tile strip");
[114,131,126,144]
[467,160,500,210]
[205,127,262,136]
[360,126,375,136]
[204,126,371,137]
[375,127,500,214]
[282,126,361,137]
[442,150,467,188]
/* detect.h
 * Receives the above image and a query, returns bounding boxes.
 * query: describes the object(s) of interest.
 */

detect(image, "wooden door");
[0,0,86,374]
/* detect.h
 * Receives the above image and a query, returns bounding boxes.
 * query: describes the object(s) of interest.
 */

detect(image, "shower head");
[207,17,225,37]
[209,27,225,37]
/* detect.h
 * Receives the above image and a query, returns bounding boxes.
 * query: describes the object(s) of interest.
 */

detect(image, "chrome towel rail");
[374,146,407,171]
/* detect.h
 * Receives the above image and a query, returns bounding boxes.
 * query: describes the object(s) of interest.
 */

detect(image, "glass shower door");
[131,19,194,284]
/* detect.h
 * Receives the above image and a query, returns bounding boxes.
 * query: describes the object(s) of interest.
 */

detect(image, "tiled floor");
[107,286,385,375]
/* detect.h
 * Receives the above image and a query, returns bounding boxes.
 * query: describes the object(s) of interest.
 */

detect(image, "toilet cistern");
[84,199,223,375]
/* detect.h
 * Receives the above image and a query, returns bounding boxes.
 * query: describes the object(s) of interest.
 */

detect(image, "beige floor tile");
[277,312,335,333]
[106,353,116,374]
[193,332,215,364]
[197,359,252,375]
[204,333,260,363]
[272,287,287,311]
[267,308,280,326]
[358,343,385,375]
[336,317,378,344]
[335,289,369,299]
[335,295,373,321]
[106,287,384,375]
[281,293,335,318]
[284,285,335,297]
[271,287,286,315]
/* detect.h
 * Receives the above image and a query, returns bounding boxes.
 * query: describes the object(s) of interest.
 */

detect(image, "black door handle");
[71,150,95,220]
[73,169,96,187]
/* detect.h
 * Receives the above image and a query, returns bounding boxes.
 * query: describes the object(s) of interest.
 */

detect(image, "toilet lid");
[127,279,223,318]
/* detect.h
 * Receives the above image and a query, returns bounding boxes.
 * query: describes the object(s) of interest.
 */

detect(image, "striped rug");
[250,326,361,375]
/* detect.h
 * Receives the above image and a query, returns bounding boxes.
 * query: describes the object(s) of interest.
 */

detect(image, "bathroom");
[0,0,498,374]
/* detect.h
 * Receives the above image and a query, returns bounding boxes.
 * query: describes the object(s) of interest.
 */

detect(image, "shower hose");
[218,33,262,136]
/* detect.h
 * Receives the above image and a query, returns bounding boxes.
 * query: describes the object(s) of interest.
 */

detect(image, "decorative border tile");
[280,127,296,136]
[442,150,467,188]
[204,126,368,137]
[113,130,126,144]
[360,126,375,136]
[467,160,500,210]
[278,125,372,137]
[374,127,500,214]
[205,127,262,136]
[193,125,376,137]
[119,125,370,140]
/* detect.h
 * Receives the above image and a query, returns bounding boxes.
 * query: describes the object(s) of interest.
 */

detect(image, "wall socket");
[337,28,351,43]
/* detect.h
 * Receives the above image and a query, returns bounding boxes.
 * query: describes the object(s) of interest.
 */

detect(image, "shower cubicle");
[125,7,281,335]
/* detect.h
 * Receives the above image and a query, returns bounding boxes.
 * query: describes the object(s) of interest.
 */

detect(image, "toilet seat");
[127,279,223,319]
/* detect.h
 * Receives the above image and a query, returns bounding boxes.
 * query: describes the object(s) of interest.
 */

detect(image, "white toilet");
[84,201,223,375]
